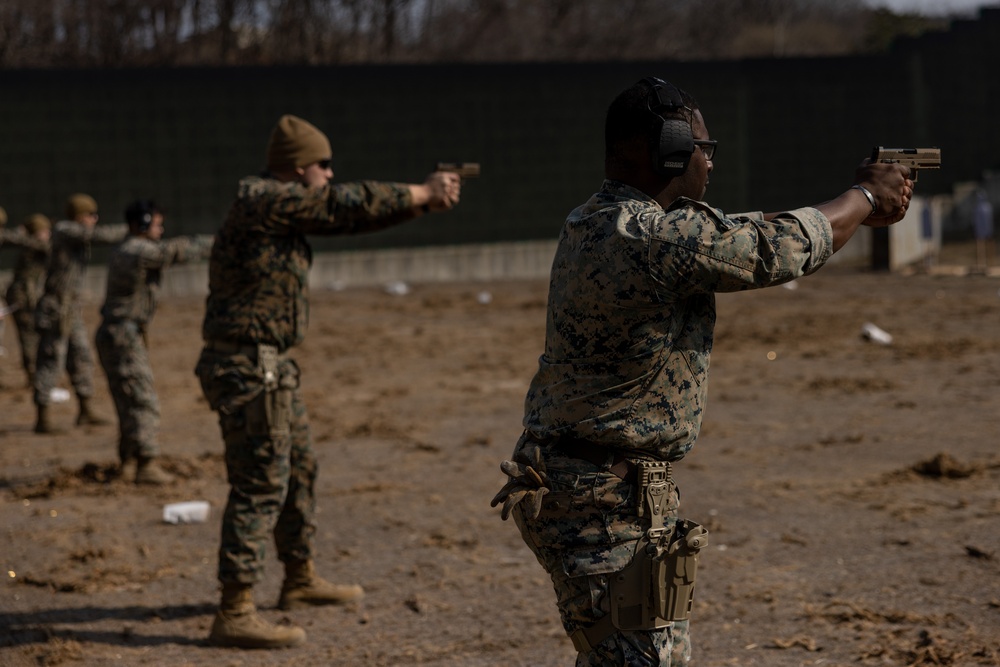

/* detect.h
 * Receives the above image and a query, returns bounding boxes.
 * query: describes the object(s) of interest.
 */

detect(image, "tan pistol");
[435,162,481,180]
[871,147,941,181]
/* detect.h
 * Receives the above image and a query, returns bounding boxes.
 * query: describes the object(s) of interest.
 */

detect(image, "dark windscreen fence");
[1,11,997,254]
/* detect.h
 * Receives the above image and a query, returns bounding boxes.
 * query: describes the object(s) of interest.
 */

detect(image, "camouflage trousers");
[9,301,40,384]
[510,443,691,667]
[95,320,160,462]
[196,348,317,585]
[33,305,97,405]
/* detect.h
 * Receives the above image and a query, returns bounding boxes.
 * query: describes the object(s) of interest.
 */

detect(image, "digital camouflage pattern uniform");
[0,216,17,352]
[96,234,213,464]
[34,220,127,407]
[3,227,50,383]
[196,174,416,586]
[495,180,833,666]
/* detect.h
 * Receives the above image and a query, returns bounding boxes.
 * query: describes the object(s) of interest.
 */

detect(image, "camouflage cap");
[24,213,52,234]
[66,193,98,220]
[266,115,332,172]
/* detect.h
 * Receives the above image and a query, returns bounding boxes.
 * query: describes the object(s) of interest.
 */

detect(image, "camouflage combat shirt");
[202,175,415,351]
[100,235,213,326]
[4,232,49,311]
[36,221,128,325]
[522,179,834,461]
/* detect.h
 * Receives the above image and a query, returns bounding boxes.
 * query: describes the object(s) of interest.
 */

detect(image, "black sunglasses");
[693,140,717,160]
[317,159,333,170]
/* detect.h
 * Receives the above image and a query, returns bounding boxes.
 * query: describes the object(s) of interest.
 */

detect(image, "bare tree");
[0,0,950,69]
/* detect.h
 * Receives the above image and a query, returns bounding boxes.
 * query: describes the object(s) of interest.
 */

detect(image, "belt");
[551,437,639,484]
[204,339,275,357]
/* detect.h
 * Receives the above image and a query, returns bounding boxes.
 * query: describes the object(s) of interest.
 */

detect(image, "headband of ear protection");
[125,199,157,232]
[642,77,695,178]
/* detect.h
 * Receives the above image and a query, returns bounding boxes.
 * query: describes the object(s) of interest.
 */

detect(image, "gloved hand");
[490,443,550,521]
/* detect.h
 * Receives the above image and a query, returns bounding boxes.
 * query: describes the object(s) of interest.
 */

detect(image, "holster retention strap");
[257,344,280,390]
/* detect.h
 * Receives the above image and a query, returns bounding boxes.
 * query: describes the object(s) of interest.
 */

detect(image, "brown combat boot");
[119,458,138,482]
[135,458,174,485]
[277,559,364,610]
[208,583,306,649]
[34,404,61,434]
[76,397,110,426]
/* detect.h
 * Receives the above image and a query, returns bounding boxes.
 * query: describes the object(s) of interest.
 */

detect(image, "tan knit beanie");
[266,115,332,172]
[24,213,52,234]
[66,193,98,220]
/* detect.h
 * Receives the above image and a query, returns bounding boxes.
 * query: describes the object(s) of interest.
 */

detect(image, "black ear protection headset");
[642,77,695,178]
[125,199,157,232]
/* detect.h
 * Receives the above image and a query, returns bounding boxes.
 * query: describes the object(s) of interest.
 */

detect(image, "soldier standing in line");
[4,214,52,387]
[0,205,10,355]
[95,200,213,485]
[33,193,127,434]
[491,77,914,666]
[195,114,462,649]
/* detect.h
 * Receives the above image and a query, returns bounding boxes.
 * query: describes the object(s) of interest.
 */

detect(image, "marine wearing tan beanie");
[65,193,98,220]
[266,115,332,172]
[24,213,52,234]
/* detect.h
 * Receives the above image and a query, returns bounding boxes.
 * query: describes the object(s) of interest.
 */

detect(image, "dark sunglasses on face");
[317,159,333,170]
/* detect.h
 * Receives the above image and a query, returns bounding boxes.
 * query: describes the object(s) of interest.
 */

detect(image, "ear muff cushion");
[643,78,694,178]
[656,118,694,176]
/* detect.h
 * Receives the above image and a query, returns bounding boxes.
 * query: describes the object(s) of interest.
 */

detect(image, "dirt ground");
[1,248,999,667]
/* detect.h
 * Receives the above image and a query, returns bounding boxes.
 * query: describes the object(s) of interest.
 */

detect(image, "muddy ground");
[1,248,998,667]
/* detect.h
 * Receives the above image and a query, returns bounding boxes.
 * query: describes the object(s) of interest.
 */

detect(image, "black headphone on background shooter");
[642,77,695,178]
[125,199,157,232]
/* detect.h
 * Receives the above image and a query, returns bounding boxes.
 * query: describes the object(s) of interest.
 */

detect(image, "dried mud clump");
[911,452,981,479]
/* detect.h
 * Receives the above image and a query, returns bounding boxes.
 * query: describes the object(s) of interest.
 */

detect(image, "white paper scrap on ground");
[861,322,893,345]
[163,501,211,524]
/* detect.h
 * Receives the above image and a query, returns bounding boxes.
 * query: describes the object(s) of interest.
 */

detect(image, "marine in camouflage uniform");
[3,214,52,386]
[195,114,461,649]
[0,205,10,352]
[95,200,213,485]
[33,194,127,433]
[491,78,914,666]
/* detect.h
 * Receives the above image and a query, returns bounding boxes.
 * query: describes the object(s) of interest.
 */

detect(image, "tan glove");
[490,443,551,521]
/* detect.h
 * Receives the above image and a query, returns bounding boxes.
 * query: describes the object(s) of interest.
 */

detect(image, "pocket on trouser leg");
[513,478,642,633]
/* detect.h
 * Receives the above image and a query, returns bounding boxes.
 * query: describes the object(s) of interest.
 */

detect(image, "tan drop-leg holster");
[570,461,708,653]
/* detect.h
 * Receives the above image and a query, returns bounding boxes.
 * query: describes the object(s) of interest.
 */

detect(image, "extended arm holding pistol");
[871,147,941,182]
